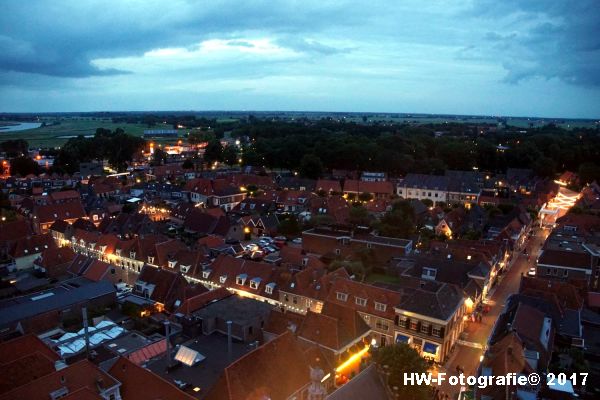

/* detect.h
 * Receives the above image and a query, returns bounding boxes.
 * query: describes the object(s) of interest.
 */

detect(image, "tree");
[579,162,600,185]
[0,139,28,157]
[188,131,215,145]
[204,139,223,165]
[348,205,370,227]
[150,148,167,166]
[10,156,41,176]
[372,343,431,400]
[375,200,416,238]
[358,192,373,202]
[182,158,194,169]
[222,145,239,166]
[299,153,323,179]
[277,215,301,236]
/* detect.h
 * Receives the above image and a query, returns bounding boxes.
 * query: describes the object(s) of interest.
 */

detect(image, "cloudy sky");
[1,0,599,118]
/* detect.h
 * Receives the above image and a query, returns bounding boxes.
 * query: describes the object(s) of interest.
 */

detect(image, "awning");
[423,342,439,354]
[395,334,410,344]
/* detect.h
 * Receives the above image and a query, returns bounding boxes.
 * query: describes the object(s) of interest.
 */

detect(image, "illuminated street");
[436,227,548,398]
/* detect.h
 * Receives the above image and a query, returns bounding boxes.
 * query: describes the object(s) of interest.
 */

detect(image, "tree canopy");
[372,343,431,400]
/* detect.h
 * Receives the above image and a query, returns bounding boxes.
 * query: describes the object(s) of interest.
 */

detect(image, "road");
[435,227,548,398]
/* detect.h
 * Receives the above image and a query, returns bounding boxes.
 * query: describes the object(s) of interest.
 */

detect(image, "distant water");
[0,122,43,132]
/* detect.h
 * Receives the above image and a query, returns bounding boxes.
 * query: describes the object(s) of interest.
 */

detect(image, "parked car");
[292,238,302,244]
[259,236,274,243]
[527,267,536,277]
[264,246,277,253]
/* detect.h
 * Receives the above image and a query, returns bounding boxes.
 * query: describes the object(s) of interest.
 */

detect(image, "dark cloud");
[472,0,600,86]
[0,0,362,78]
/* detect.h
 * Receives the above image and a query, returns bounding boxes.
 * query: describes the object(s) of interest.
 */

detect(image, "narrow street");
[436,227,548,398]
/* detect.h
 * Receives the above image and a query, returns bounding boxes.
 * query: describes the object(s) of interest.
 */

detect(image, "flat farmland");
[0,117,177,148]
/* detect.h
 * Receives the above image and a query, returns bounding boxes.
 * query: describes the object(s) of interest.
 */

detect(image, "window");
[563,270,569,277]
[432,326,442,337]
[399,316,408,328]
[236,274,247,285]
[410,320,419,330]
[336,292,348,301]
[546,268,551,275]
[148,256,154,264]
[220,275,227,284]
[250,278,261,289]
[421,323,430,334]
[367,243,373,249]
[265,283,275,294]
[355,297,367,307]
[202,270,211,279]
[376,320,389,331]
[293,296,298,304]
[335,248,341,255]
[168,260,177,269]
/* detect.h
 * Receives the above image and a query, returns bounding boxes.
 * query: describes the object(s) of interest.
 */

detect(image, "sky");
[1,0,599,118]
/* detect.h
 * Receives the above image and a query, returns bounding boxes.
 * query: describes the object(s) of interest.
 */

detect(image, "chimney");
[227,320,233,362]
[82,307,90,359]
[164,321,172,369]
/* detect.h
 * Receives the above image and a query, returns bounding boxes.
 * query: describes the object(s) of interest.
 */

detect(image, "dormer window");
[375,302,387,312]
[336,292,348,302]
[236,274,248,285]
[220,275,227,284]
[250,277,262,290]
[148,256,155,264]
[421,267,437,281]
[302,257,308,267]
[130,251,136,259]
[168,260,177,269]
[180,265,190,274]
[116,249,121,257]
[355,297,367,307]
[265,282,276,295]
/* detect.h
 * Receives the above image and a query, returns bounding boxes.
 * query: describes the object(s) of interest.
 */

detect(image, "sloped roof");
[108,357,194,400]
[326,278,403,320]
[0,359,118,400]
[205,331,312,400]
[298,302,370,351]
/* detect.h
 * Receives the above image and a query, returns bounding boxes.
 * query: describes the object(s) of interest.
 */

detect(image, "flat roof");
[192,295,273,326]
[147,333,253,398]
[0,280,116,328]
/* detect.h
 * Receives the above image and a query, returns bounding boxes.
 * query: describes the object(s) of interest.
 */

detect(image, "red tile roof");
[82,259,111,282]
[176,287,232,314]
[0,219,31,242]
[49,190,80,202]
[35,246,76,269]
[206,331,313,400]
[316,179,342,193]
[10,233,55,258]
[326,278,403,320]
[0,334,60,364]
[0,359,118,400]
[33,201,86,223]
[108,357,195,400]
[298,302,370,351]
[126,339,167,365]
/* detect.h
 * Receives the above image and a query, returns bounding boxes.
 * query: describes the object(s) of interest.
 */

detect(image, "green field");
[0,117,179,148]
